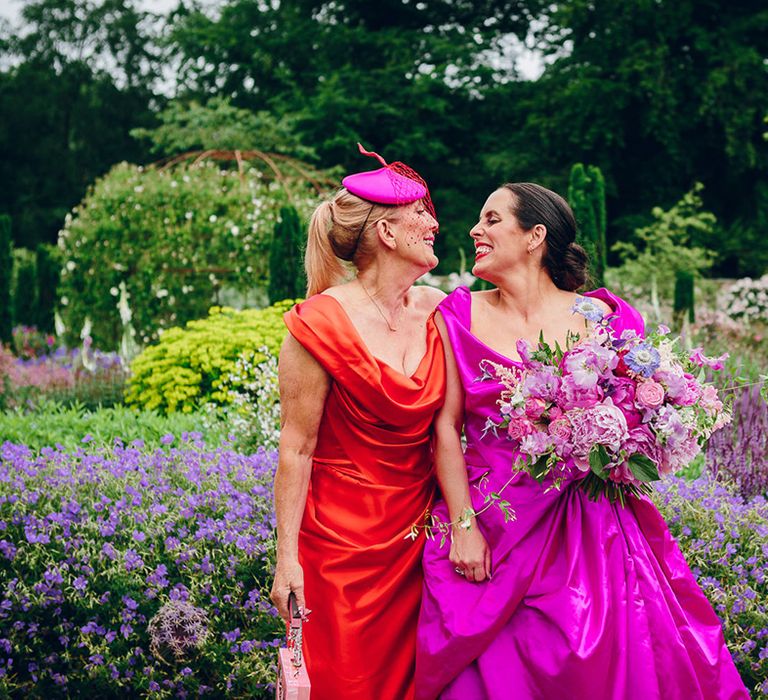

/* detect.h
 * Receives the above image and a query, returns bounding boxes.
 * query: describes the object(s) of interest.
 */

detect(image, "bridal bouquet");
[483,298,732,502]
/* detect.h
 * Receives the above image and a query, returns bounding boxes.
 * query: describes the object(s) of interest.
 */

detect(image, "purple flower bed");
[0,440,282,697]
[706,381,768,500]
[655,476,768,696]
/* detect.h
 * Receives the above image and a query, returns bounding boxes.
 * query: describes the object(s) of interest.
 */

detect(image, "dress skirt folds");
[415,287,748,700]
[284,295,446,700]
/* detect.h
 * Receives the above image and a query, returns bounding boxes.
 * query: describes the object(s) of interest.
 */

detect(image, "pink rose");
[524,397,547,421]
[548,416,572,441]
[547,405,564,422]
[635,380,665,410]
[507,416,534,441]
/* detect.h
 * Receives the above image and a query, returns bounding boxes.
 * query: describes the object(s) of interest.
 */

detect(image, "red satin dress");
[284,294,446,700]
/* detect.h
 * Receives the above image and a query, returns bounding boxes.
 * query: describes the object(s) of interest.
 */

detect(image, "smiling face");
[470,188,532,281]
[387,199,440,272]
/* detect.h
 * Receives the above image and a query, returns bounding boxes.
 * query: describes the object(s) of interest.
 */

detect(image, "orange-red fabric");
[284,294,446,700]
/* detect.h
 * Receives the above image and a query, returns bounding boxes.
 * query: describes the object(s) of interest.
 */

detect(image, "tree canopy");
[1,0,766,275]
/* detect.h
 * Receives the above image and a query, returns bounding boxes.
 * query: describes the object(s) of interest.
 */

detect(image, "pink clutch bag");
[276,593,311,700]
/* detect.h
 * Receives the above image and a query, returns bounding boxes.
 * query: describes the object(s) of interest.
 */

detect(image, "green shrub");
[12,248,36,328]
[34,243,61,333]
[126,300,297,413]
[568,163,607,288]
[0,401,229,452]
[611,183,717,322]
[268,205,306,303]
[57,160,322,349]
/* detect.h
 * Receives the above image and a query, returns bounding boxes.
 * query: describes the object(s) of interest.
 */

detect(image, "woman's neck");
[356,262,418,311]
[491,269,563,322]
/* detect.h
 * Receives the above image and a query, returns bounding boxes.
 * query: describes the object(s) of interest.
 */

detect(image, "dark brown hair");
[502,182,590,291]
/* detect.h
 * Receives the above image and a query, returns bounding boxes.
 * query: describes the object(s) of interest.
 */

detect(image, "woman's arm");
[433,311,492,583]
[270,333,331,620]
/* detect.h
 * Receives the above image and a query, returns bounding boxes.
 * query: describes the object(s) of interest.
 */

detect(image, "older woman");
[416,183,747,699]
[270,146,445,700]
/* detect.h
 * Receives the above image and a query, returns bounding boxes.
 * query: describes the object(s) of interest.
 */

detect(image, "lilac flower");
[160,434,175,446]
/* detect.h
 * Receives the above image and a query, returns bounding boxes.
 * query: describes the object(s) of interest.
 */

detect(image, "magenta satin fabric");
[415,287,748,700]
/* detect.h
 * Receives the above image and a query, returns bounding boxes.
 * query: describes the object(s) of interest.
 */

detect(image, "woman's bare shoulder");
[412,284,446,312]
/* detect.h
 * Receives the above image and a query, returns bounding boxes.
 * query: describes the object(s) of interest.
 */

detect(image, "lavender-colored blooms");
[0,442,283,696]
[654,476,767,693]
[706,376,768,500]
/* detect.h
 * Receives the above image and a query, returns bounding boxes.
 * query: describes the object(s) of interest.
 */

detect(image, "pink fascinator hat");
[342,144,435,219]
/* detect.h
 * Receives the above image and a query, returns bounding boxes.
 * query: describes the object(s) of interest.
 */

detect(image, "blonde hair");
[305,189,393,296]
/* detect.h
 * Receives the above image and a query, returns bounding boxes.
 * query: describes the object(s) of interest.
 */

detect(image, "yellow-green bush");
[126,299,298,413]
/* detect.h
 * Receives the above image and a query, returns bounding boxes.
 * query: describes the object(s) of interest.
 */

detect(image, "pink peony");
[569,400,629,471]
[558,374,603,410]
[655,370,690,405]
[607,377,641,429]
[635,380,665,410]
[624,424,659,465]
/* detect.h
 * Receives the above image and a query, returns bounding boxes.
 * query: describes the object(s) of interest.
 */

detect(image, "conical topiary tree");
[12,250,37,329]
[673,270,696,329]
[268,205,307,303]
[568,163,607,288]
[0,215,12,343]
[35,244,60,333]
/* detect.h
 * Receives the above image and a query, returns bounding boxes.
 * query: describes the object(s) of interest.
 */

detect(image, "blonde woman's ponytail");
[304,190,392,296]
[305,201,347,296]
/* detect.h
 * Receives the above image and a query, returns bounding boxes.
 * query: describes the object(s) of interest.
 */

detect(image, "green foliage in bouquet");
[0,215,11,343]
[57,160,321,349]
[568,163,607,288]
[126,300,296,413]
[611,183,717,321]
[268,206,307,303]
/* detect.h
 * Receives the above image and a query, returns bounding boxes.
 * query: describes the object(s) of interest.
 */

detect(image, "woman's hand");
[449,524,492,583]
[271,557,307,622]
